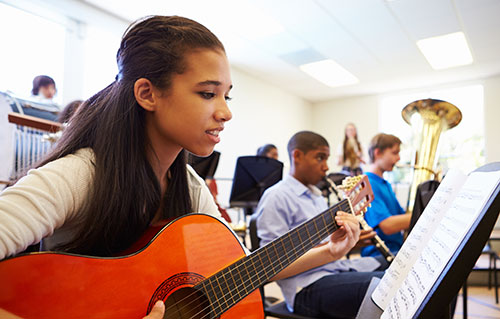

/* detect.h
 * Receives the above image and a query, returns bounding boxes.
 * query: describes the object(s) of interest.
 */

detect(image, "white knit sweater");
[0,148,220,259]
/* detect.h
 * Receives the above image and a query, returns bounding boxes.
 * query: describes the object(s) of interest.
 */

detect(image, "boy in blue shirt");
[361,133,411,257]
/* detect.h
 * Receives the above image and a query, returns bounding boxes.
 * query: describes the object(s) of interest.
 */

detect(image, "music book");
[370,167,500,319]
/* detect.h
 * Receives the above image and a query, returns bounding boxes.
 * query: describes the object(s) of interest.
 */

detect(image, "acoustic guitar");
[0,176,373,318]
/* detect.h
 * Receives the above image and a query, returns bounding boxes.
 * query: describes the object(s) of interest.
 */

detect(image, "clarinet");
[325,177,394,263]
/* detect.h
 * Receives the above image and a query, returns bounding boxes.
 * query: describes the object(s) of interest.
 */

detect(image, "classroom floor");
[454,285,500,319]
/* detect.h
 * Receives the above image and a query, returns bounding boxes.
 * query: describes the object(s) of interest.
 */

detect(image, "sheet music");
[371,169,467,310]
[380,170,500,319]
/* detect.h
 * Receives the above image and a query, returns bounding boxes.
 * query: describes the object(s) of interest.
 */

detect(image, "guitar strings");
[165,200,350,318]
[194,202,351,319]
[188,221,335,319]
[161,207,338,318]
[163,200,352,318]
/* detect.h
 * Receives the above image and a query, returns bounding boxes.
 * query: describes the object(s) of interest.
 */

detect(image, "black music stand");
[187,151,220,180]
[413,162,500,318]
[316,172,349,205]
[229,156,283,213]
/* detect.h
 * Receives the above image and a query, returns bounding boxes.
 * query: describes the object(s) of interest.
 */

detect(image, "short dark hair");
[256,144,277,157]
[368,133,402,162]
[287,131,329,160]
[32,75,55,95]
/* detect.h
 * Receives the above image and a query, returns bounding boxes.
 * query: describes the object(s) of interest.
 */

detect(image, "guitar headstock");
[335,175,374,216]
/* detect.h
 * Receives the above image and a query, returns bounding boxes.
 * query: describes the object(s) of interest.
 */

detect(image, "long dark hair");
[342,123,362,163]
[38,16,225,256]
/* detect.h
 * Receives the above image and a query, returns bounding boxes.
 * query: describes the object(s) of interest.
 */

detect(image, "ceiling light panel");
[417,32,473,70]
[299,59,359,88]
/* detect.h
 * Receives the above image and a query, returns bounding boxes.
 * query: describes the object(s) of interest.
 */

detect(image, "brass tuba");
[402,98,462,215]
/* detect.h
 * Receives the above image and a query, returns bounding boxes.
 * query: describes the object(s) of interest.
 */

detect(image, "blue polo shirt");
[361,172,405,257]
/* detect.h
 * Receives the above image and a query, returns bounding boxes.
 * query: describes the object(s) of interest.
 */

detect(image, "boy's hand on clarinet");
[353,228,376,249]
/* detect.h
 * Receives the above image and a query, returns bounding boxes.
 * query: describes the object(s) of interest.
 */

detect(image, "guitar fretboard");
[196,198,352,317]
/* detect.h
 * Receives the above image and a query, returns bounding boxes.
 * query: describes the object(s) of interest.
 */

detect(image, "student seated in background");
[256,143,279,160]
[31,75,57,104]
[56,99,83,124]
[361,133,410,258]
[255,130,387,319]
[0,15,234,319]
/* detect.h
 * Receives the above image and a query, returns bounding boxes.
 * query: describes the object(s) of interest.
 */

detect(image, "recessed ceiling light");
[299,59,359,88]
[417,32,473,70]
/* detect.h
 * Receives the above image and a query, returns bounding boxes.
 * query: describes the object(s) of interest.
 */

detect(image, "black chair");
[408,179,440,234]
[316,172,350,205]
[480,240,499,303]
[249,214,320,319]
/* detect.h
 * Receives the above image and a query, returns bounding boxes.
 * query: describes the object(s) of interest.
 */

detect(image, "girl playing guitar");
[0,15,361,318]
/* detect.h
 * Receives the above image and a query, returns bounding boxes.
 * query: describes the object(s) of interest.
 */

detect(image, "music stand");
[229,156,283,213]
[187,151,220,180]
[316,172,349,205]
[414,162,500,318]
[356,162,500,319]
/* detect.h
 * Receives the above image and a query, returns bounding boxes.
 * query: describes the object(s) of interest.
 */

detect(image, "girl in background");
[337,122,365,176]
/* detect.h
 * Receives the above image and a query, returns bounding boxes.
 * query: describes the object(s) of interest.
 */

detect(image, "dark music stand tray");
[229,156,283,211]
[187,151,220,180]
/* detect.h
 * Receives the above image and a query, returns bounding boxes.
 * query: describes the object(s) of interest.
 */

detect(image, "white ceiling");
[84,0,500,103]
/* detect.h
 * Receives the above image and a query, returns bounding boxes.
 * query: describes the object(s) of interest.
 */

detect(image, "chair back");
[249,212,261,252]
[408,179,440,234]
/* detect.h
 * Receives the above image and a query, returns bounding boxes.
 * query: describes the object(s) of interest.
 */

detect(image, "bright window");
[0,3,65,104]
[82,25,120,99]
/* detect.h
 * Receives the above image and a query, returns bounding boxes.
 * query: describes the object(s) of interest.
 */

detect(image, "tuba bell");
[402,98,462,215]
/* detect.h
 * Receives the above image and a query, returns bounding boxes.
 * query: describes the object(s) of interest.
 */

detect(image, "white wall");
[483,75,500,228]
[215,68,312,206]
[312,95,379,172]
[483,75,500,163]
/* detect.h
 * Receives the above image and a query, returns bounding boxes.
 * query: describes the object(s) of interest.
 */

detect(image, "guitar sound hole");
[164,287,212,319]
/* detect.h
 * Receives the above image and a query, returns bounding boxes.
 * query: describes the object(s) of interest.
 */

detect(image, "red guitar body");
[0,214,264,318]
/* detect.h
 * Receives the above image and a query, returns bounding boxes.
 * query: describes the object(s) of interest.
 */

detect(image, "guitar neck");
[196,198,351,316]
